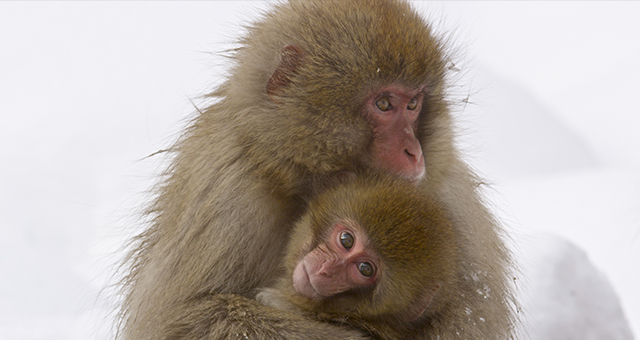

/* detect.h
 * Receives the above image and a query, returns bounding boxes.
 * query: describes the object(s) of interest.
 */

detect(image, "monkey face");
[364,84,427,180]
[292,221,378,300]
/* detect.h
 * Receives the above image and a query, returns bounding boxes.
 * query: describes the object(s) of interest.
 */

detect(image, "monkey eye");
[407,98,418,110]
[358,262,375,277]
[375,96,391,111]
[340,231,354,250]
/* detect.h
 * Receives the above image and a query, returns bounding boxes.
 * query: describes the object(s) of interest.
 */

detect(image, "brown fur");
[258,174,516,339]
[118,1,518,339]
[259,174,460,340]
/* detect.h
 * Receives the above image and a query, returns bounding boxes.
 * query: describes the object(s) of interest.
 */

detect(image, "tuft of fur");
[117,1,518,339]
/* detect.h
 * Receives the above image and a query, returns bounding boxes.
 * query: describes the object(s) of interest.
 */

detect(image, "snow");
[519,233,634,340]
[0,2,638,339]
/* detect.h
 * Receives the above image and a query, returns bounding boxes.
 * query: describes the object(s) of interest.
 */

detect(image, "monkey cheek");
[292,261,320,300]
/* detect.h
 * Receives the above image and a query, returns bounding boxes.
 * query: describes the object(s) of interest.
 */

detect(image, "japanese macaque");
[118,0,518,339]
[258,175,461,340]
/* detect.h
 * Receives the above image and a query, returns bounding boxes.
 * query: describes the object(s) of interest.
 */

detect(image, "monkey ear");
[267,45,305,103]
[406,284,440,322]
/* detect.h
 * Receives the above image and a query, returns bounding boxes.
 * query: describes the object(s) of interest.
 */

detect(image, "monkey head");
[222,0,451,182]
[283,175,459,323]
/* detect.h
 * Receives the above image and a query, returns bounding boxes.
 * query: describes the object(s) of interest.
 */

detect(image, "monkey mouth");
[293,262,323,300]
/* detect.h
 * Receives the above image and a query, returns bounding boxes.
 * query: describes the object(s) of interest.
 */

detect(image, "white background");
[1,2,638,339]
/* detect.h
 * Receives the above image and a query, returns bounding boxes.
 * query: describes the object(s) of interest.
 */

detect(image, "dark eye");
[358,262,374,277]
[407,98,418,110]
[340,232,354,250]
[375,96,391,111]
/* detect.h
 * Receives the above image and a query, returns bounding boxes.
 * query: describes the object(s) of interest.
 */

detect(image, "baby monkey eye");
[358,262,374,277]
[407,98,418,110]
[375,96,391,111]
[340,231,354,250]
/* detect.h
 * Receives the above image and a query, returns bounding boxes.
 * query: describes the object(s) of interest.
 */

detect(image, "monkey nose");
[318,263,334,277]
[320,260,346,277]
[403,144,425,180]
[404,147,423,165]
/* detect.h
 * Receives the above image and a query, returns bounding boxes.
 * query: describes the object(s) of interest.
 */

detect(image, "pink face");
[292,222,379,299]
[365,84,426,180]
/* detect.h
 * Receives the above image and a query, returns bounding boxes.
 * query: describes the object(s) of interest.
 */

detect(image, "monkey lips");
[292,260,322,299]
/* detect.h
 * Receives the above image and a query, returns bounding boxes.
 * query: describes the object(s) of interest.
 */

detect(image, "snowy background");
[1,2,638,339]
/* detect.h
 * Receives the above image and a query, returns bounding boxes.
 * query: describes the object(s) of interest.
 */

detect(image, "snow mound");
[518,232,634,340]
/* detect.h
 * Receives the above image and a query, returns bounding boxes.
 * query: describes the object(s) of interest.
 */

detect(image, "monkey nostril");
[319,264,333,277]
[405,149,415,159]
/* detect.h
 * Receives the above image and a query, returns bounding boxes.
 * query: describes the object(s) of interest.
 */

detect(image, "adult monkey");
[118,0,517,339]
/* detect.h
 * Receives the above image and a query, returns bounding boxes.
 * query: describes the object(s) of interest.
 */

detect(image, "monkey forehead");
[258,0,446,96]
[365,204,453,264]
[311,174,456,264]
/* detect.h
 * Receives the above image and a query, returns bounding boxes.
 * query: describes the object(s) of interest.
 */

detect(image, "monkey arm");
[120,158,371,339]
[165,294,370,340]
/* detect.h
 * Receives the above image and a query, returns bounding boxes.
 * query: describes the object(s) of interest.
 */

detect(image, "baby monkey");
[258,175,459,339]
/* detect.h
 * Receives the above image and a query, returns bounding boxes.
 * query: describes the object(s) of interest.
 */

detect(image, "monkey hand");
[165,294,370,340]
